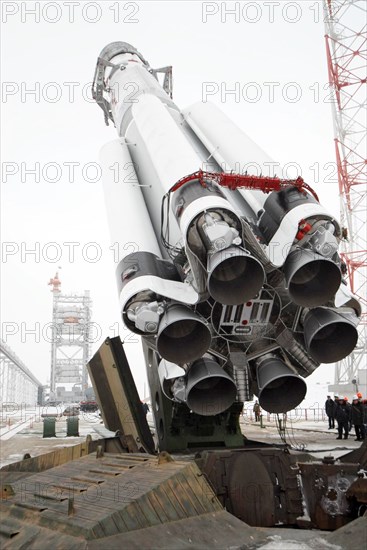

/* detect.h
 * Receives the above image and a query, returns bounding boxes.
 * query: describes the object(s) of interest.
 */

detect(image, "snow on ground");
[258,536,341,549]
[0,407,105,468]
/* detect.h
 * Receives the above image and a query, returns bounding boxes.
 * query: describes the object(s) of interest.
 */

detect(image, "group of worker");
[325,393,366,441]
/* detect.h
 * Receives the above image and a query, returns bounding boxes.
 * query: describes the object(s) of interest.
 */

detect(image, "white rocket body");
[94,42,360,415]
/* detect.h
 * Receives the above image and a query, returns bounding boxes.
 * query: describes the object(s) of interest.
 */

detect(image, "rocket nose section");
[97,41,148,64]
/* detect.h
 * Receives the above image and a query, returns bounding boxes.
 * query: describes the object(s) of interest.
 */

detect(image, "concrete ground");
[1,406,365,467]
[240,415,365,460]
[0,407,104,468]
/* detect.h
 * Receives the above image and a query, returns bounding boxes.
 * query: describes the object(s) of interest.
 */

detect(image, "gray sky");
[1,1,342,403]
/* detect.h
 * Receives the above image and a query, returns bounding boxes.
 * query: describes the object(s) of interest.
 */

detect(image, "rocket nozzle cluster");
[95,42,361,418]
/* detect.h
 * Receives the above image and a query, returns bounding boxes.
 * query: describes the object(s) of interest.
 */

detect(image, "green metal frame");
[142,340,245,452]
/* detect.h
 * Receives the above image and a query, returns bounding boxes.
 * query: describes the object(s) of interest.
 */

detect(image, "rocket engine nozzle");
[179,357,237,416]
[256,354,307,413]
[157,304,211,365]
[284,248,341,307]
[207,247,265,305]
[303,307,359,364]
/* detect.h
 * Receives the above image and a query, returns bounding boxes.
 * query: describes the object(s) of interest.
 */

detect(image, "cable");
[160,193,181,258]
[275,414,306,451]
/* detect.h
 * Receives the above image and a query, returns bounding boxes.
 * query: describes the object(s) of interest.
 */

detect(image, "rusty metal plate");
[299,462,360,530]
[198,448,303,528]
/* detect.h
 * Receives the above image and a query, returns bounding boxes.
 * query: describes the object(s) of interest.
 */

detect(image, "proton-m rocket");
[93,41,360,423]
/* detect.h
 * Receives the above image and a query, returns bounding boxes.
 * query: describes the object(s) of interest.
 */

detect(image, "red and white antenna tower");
[323,0,367,389]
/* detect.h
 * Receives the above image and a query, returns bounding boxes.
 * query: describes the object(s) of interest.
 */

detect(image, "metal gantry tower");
[0,340,42,406]
[48,272,92,403]
[324,0,367,389]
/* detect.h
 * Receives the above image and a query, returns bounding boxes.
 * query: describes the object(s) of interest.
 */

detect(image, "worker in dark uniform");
[333,395,339,431]
[253,401,261,422]
[335,397,351,439]
[141,401,149,416]
[325,395,336,429]
[362,399,367,435]
[351,395,365,441]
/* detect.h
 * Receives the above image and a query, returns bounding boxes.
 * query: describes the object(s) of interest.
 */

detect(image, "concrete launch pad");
[1,408,365,469]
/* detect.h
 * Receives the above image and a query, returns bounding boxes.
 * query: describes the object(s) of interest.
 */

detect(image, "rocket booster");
[93,42,360,415]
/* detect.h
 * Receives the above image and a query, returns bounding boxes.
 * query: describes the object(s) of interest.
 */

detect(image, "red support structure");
[323,0,367,385]
[170,169,319,201]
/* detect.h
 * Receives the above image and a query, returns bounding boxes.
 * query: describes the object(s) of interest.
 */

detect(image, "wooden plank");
[145,492,169,523]
[158,481,187,519]
[175,465,220,513]
[86,510,253,550]
[38,509,96,538]
[106,453,153,462]
[12,501,48,513]
[176,476,206,515]
[88,468,122,476]
[26,527,88,550]
[89,481,137,501]
[184,474,221,513]
[109,510,129,533]
[0,440,98,474]
[3,500,41,522]
[119,504,145,531]
[42,510,99,535]
[165,475,198,517]
[27,499,67,514]
[99,514,120,537]
[98,462,134,470]
[152,484,182,522]
[52,447,71,468]
[107,487,140,508]
[70,496,130,517]
[10,472,97,500]
[72,444,83,460]
[131,496,162,526]
[89,522,106,540]
[70,476,105,485]
[50,482,90,493]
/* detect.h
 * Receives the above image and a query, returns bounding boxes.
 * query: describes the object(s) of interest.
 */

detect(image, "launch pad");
[2,36,366,548]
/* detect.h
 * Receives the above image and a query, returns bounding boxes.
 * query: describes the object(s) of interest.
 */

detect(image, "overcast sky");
[1,1,347,404]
